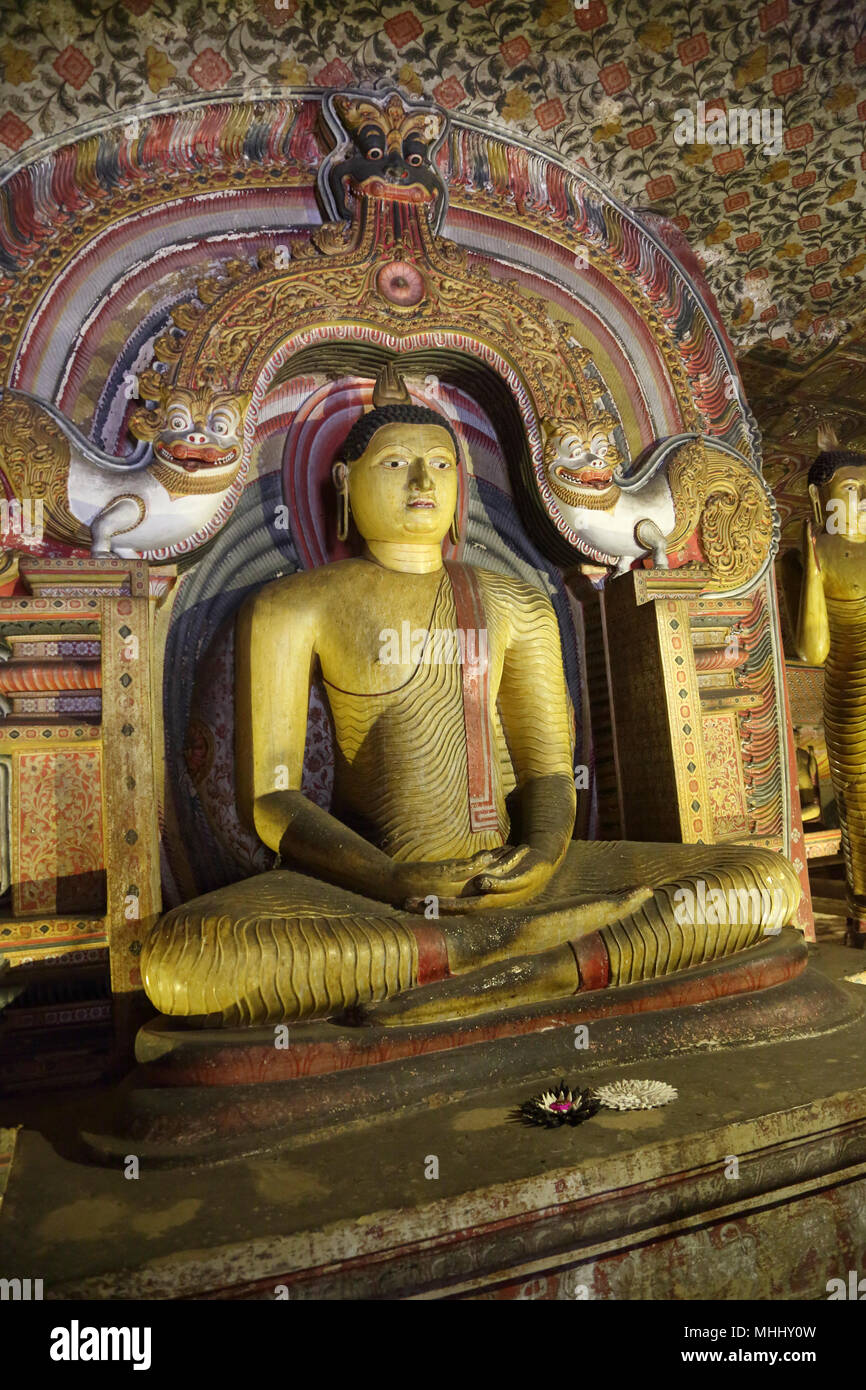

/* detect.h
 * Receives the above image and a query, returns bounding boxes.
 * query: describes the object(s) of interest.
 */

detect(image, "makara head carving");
[129,371,250,491]
[325,92,447,226]
[542,415,624,510]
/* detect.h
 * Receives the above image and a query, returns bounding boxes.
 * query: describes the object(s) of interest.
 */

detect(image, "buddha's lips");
[407,498,436,508]
[155,441,239,470]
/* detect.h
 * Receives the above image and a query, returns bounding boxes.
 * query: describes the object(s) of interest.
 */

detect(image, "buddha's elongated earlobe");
[337,490,350,543]
[808,481,823,529]
[449,508,461,545]
[333,461,350,542]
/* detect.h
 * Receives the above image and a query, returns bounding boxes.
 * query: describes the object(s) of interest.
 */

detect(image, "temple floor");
[2,929,866,1300]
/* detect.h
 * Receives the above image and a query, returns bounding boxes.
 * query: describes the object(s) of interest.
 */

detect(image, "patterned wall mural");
[0,0,862,378]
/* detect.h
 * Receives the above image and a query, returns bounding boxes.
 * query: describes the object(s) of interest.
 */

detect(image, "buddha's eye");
[429,458,452,469]
[380,457,407,468]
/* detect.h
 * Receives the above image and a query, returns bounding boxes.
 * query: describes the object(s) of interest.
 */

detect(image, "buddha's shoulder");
[245,559,363,615]
[473,566,555,618]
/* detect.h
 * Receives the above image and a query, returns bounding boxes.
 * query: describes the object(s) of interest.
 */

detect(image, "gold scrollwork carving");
[0,393,89,548]
[667,439,774,588]
[138,183,601,444]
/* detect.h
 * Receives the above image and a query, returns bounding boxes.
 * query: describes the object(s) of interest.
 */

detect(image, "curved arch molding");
[0,95,757,482]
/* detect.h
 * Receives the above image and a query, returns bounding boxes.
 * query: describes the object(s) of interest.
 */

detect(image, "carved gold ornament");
[0,392,89,548]
[332,93,442,150]
[666,439,774,589]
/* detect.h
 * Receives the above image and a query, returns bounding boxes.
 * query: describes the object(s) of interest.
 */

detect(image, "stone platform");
[86,932,850,1164]
[1,932,866,1299]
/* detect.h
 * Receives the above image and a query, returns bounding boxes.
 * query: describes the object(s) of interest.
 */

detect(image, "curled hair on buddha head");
[808,449,866,491]
[808,423,866,490]
[339,362,461,464]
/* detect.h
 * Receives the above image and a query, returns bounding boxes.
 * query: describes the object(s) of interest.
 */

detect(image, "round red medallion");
[376,261,426,306]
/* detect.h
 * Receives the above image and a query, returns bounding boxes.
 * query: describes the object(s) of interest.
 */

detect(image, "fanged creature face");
[131,386,249,482]
[329,95,445,221]
[543,420,623,509]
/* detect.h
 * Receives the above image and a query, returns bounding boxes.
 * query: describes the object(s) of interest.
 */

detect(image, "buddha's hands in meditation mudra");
[402,843,562,911]
[143,367,799,1026]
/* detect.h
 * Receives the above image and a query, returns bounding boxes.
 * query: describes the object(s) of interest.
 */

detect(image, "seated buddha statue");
[142,365,800,1027]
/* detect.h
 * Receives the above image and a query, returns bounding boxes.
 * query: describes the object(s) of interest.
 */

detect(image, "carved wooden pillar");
[600,567,815,939]
[602,570,712,844]
[0,558,161,1080]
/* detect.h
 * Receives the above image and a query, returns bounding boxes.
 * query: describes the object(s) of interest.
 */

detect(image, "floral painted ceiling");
[0,0,862,415]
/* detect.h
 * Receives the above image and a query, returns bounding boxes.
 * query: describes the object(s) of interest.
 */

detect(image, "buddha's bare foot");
[437,886,655,970]
[364,889,655,1025]
[367,941,581,1026]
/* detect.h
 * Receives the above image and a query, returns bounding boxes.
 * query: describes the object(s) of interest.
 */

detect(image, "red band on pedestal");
[412,924,451,984]
[572,932,610,992]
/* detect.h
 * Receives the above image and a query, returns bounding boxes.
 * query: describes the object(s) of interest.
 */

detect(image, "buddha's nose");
[408,459,434,489]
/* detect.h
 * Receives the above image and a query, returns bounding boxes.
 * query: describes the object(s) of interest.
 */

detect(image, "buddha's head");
[333,364,461,547]
[809,430,866,539]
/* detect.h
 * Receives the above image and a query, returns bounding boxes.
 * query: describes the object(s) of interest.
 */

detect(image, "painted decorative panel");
[702,711,750,839]
[13,748,105,916]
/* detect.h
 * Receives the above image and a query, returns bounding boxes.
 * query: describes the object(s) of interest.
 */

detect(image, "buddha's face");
[821,465,866,538]
[344,422,458,545]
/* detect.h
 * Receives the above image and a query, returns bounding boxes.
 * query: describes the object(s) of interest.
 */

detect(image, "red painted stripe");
[572,932,610,991]
[445,562,497,835]
[139,938,808,1088]
[412,924,451,983]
